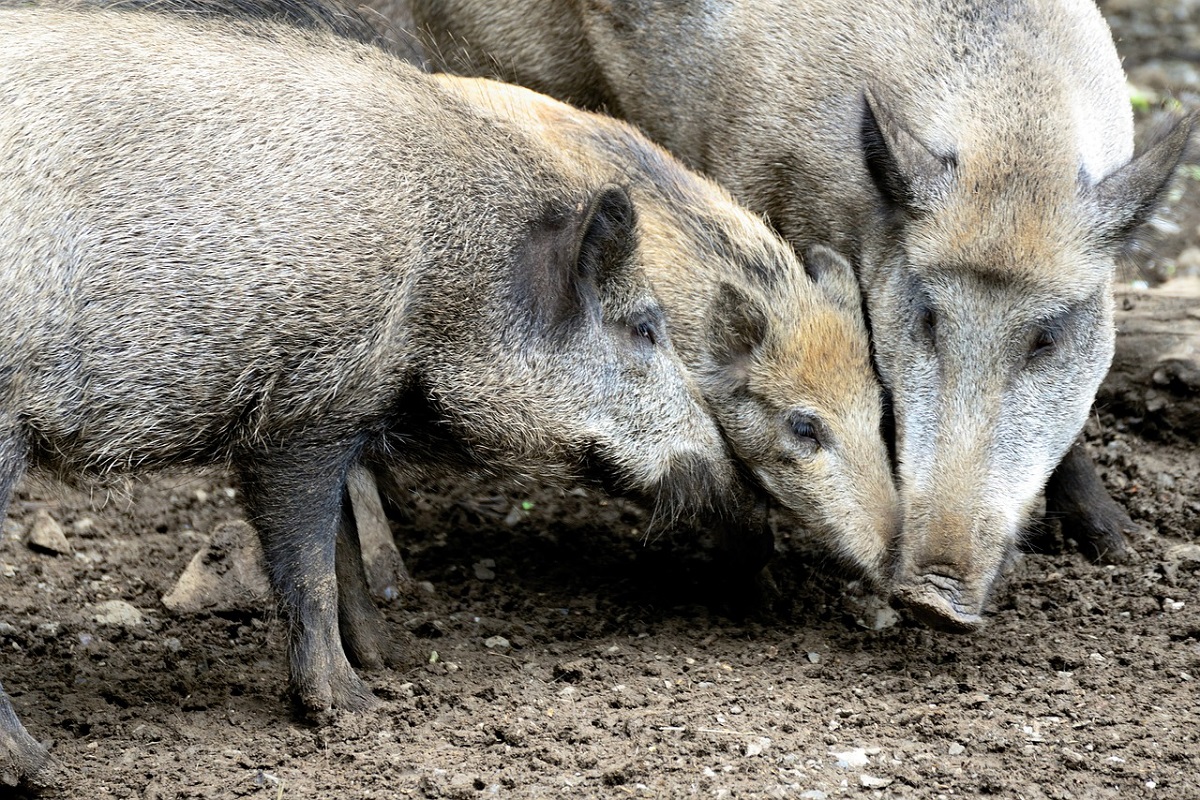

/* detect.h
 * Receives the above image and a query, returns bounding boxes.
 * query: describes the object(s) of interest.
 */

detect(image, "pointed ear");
[708,282,768,385]
[801,244,861,314]
[575,183,638,293]
[519,183,637,329]
[1088,111,1196,246]
[860,86,954,215]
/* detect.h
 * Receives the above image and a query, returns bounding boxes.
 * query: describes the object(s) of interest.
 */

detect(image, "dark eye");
[789,414,821,447]
[1028,327,1056,360]
[918,305,937,348]
[633,320,658,346]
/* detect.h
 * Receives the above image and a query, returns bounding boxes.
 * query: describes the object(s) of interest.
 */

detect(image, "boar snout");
[891,508,997,632]
[893,572,984,633]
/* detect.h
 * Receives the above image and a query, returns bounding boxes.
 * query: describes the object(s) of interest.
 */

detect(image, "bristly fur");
[75,0,388,45]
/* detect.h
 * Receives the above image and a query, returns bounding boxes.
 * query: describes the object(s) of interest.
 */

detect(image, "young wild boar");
[0,1,744,785]
[401,0,1196,630]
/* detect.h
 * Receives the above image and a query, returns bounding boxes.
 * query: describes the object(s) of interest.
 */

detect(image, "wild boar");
[401,0,1196,629]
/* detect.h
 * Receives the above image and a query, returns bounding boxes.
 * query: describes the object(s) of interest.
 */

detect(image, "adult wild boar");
[402,0,1196,629]
[0,0,744,784]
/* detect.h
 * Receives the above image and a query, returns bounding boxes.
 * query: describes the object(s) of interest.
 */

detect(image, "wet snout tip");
[893,576,985,634]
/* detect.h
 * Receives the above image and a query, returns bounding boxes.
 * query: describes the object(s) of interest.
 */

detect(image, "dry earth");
[2,2,1199,798]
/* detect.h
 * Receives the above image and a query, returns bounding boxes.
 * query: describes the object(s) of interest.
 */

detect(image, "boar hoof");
[1060,503,1134,565]
[292,664,379,720]
[1,726,54,792]
[893,576,983,633]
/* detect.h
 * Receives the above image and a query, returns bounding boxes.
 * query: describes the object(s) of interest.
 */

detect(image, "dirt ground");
[3,4,1200,799]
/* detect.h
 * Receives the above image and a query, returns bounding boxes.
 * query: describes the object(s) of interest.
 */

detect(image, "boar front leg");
[238,448,376,715]
[1044,437,1134,563]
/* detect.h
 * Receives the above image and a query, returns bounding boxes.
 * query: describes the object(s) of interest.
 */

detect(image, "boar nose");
[892,509,984,633]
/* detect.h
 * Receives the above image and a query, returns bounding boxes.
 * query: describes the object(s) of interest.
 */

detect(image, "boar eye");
[789,413,822,448]
[1027,327,1056,361]
[632,320,658,347]
[917,304,937,348]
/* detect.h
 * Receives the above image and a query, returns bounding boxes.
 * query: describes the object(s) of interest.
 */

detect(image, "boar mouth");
[893,573,984,633]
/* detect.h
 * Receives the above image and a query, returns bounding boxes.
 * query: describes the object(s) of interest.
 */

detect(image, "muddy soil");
[3,4,1200,799]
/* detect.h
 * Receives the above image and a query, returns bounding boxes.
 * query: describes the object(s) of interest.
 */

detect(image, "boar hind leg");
[0,679,51,790]
[1044,438,1134,564]
[335,489,410,671]
[238,449,377,716]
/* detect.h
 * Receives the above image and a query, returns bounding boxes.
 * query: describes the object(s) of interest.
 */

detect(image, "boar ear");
[802,244,861,314]
[575,183,638,293]
[709,283,768,382]
[520,184,637,329]
[1087,112,1196,246]
[861,87,954,215]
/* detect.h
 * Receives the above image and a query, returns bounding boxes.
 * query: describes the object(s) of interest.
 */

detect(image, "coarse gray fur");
[399,0,1196,629]
[0,2,743,785]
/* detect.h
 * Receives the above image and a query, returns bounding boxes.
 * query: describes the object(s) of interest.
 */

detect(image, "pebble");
[161,521,270,613]
[27,510,72,556]
[35,622,61,638]
[744,737,771,757]
[90,600,147,628]
[473,559,496,581]
[484,635,511,650]
[831,747,869,768]
[799,792,827,800]
[948,742,965,756]
[860,775,893,788]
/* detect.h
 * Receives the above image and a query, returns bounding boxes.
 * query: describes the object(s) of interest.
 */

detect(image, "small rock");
[161,521,270,613]
[484,635,511,650]
[948,742,965,756]
[799,792,828,800]
[859,775,892,789]
[27,510,72,556]
[35,621,61,638]
[806,652,820,664]
[90,600,146,628]
[744,737,771,757]
[831,747,869,769]
[1165,544,1200,570]
[0,622,19,637]
[473,559,496,581]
